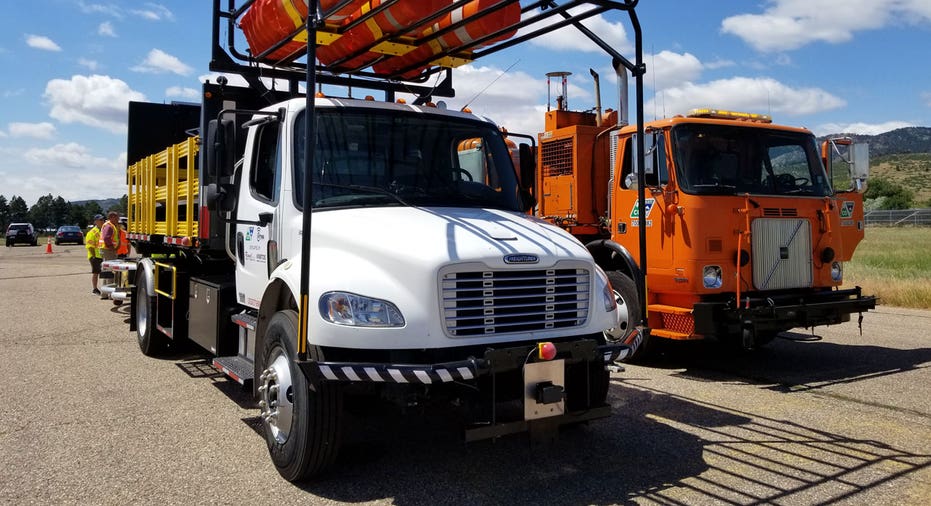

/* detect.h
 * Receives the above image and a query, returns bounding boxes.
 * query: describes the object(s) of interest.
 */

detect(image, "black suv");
[5,223,38,247]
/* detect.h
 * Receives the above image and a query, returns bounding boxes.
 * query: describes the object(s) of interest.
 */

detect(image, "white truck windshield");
[293,109,522,211]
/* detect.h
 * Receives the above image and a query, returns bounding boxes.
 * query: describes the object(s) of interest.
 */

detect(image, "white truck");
[115,0,647,481]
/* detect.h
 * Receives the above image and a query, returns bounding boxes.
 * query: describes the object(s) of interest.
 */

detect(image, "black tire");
[135,272,167,356]
[604,271,651,362]
[54,239,60,245]
[261,310,343,482]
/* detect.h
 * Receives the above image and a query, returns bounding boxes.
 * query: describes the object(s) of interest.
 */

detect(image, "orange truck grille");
[541,137,574,177]
[751,218,813,290]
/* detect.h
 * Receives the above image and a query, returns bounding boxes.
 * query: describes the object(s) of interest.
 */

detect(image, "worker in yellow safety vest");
[85,215,104,295]
[98,211,121,261]
[97,211,122,297]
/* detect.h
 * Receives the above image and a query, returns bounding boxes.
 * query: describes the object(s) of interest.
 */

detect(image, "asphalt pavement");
[1,243,929,505]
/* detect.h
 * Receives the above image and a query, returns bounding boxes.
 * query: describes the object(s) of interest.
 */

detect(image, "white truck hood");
[276,206,617,350]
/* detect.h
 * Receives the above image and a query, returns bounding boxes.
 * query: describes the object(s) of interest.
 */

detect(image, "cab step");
[650,329,695,340]
[647,304,699,340]
[213,356,254,385]
[231,312,257,330]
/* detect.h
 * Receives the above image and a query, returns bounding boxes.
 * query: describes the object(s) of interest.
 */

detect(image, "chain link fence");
[864,208,931,226]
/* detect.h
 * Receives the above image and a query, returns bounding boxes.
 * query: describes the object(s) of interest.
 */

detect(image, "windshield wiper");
[691,183,737,194]
[314,182,411,207]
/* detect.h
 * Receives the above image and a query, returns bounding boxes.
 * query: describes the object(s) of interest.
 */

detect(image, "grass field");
[845,226,931,309]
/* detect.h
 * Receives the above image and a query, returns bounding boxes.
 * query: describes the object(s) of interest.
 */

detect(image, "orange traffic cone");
[45,237,53,254]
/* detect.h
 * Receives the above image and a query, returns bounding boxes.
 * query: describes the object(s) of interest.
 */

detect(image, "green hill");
[820,127,931,206]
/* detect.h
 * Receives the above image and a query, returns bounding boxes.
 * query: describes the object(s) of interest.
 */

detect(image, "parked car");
[54,225,84,245]
[5,223,38,247]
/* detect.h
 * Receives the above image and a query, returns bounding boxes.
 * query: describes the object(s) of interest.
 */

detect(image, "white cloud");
[78,58,99,71]
[923,91,931,107]
[814,120,915,136]
[5,144,125,203]
[25,34,62,52]
[166,86,200,100]
[388,65,549,135]
[78,1,123,18]
[645,77,846,118]
[44,75,146,133]
[9,122,57,139]
[131,49,193,76]
[24,143,116,168]
[722,0,931,52]
[704,59,736,70]
[522,8,632,54]
[98,22,116,37]
[774,54,792,66]
[647,51,703,90]
[132,4,175,22]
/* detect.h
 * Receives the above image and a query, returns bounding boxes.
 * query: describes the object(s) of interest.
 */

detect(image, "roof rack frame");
[210,0,643,101]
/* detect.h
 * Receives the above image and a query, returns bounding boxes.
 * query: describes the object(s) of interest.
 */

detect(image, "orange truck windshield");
[671,124,831,197]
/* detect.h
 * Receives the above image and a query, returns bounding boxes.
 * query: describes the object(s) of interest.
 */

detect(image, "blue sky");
[2,0,930,205]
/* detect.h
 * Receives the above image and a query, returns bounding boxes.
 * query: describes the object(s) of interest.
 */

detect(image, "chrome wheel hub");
[603,287,631,343]
[136,287,149,337]
[258,352,294,444]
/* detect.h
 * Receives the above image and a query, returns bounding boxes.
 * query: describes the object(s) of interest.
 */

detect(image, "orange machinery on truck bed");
[535,75,876,359]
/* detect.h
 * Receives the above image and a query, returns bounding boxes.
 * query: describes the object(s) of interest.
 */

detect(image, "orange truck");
[533,73,876,359]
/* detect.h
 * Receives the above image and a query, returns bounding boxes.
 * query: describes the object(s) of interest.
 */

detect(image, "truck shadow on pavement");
[638,337,931,396]
[289,381,930,505]
[297,384,715,504]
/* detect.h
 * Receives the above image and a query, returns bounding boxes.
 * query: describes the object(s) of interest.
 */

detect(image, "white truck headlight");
[595,266,617,312]
[702,265,723,289]
[831,261,843,282]
[319,292,405,327]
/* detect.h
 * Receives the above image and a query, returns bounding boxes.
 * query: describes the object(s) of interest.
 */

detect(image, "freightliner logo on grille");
[503,254,540,264]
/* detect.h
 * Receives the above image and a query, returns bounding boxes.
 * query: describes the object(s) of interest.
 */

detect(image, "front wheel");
[603,271,651,362]
[261,310,343,482]
[135,272,167,356]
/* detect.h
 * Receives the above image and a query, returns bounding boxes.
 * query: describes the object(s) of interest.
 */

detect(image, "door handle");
[236,232,245,266]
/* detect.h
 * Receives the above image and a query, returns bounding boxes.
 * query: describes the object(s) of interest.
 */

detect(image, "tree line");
[0,194,128,232]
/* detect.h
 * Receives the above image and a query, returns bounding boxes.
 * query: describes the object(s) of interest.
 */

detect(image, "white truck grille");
[752,218,813,290]
[441,266,591,337]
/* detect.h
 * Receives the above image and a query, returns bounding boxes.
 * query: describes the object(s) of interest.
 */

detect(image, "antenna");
[651,47,656,120]
[461,60,520,112]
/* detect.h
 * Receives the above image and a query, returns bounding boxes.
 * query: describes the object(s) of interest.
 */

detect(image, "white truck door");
[234,121,282,309]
